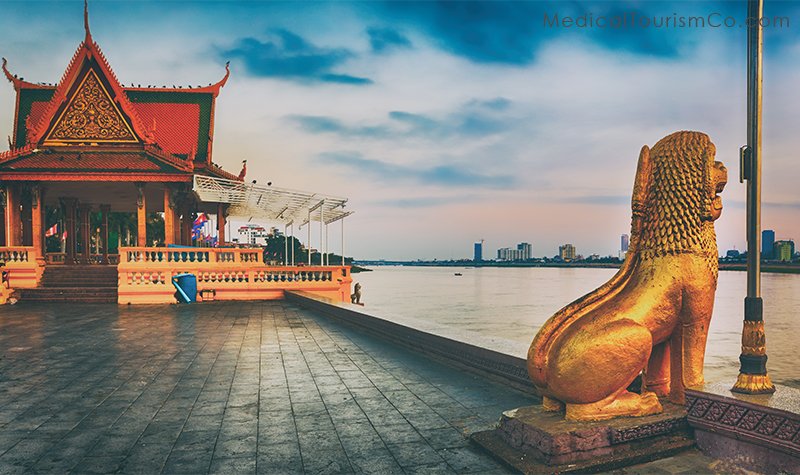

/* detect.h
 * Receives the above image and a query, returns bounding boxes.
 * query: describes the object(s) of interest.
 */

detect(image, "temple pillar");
[80,204,92,263]
[5,184,22,246]
[180,206,192,246]
[217,203,226,245]
[0,192,5,246]
[21,188,32,246]
[100,205,110,264]
[163,186,176,246]
[31,185,45,261]
[136,183,147,247]
[62,198,78,264]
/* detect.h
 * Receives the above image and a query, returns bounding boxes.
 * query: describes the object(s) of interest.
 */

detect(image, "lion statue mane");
[527,131,728,421]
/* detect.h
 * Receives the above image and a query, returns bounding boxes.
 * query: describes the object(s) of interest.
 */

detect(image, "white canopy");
[192,175,352,226]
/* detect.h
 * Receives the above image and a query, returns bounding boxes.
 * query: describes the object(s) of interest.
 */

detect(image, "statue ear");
[631,145,651,217]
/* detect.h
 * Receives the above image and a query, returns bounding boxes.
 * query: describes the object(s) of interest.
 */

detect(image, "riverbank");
[355,260,800,274]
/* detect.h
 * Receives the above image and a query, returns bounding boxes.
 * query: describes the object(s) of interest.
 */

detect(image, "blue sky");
[1,1,799,259]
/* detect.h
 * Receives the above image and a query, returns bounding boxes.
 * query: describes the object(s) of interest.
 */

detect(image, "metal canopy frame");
[192,175,351,225]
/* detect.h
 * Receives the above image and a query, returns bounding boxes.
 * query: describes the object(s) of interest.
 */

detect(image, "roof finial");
[84,0,92,43]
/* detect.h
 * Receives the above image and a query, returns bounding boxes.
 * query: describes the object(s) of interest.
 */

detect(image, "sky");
[1,0,799,260]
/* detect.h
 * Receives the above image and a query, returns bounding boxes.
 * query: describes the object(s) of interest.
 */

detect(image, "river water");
[353,266,800,389]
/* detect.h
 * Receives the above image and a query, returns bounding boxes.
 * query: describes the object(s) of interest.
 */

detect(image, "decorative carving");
[705,401,730,422]
[741,320,767,355]
[31,185,40,209]
[45,70,137,143]
[686,391,800,456]
[528,131,728,421]
[610,418,687,444]
[136,183,145,209]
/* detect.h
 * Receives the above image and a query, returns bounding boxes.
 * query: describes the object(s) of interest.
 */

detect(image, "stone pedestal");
[471,402,694,474]
[686,382,800,475]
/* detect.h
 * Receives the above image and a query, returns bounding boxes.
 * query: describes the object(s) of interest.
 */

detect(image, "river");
[353,266,800,389]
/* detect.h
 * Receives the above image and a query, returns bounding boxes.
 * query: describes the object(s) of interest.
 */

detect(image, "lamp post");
[732,0,775,394]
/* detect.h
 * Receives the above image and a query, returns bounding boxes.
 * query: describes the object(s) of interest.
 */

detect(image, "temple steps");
[21,265,119,303]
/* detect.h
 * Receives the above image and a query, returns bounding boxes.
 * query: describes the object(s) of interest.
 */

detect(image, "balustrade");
[116,246,350,304]
[0,247,31,264]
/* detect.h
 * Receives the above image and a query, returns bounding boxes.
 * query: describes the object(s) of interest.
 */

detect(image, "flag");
[45,223,58,237]
[238,160,247,180]
[61,231,67,241]
[193,213,208,227]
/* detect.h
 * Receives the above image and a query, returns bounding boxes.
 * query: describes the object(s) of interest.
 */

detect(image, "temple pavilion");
[0,6,352,304]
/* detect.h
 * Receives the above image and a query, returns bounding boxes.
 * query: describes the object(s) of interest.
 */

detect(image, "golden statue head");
[637,131,727,258]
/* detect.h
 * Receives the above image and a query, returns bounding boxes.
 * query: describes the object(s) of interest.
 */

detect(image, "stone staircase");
[19,265,118,303]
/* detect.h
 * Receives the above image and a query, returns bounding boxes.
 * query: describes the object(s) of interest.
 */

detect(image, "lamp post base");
[732,373,776,394]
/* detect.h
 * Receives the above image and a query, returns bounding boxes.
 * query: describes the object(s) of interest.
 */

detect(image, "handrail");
[0,247,34,264]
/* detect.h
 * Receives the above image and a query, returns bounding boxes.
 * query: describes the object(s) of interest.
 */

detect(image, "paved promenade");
[0,300,731,474]
[0,301,533,474]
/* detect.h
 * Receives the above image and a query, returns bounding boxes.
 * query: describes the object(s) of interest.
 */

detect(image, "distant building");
[474,240,484,262]
[762,229,775,259]
[559,244,576,262]
[517,242,532,260]
[497,242,533,261]
[726,249,741,258]
[774,240,795,262]
[238,224,270,246]
[621,234,630,252]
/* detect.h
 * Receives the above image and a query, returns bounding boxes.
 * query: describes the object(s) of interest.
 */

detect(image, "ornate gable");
[44,69,138,144]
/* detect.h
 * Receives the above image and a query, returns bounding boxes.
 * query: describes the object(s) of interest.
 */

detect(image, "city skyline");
[1,1,799,260]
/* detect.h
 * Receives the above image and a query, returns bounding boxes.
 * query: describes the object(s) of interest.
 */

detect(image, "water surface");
[354,266,800,389]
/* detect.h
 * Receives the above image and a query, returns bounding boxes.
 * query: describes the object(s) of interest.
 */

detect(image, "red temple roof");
[0,4,238,182]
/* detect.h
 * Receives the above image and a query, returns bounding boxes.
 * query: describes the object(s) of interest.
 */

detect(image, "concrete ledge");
[686,382,800,474]
[285,290,537,394]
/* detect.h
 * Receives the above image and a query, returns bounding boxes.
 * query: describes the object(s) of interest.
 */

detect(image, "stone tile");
[162,449,214,474]
[209,456,257,475]
[72,455,127,474]
[386,441,445,468]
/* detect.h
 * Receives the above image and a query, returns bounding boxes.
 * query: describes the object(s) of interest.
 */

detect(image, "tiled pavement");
[0,301,531,474]
[0,300,733,474]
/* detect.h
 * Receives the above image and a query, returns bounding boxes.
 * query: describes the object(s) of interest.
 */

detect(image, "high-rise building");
[621,234,630,252]
[762,229,775,259]
[474,240,484,262]
[774,240,795,262]
[517,242,532,260]
[559,244,576,262]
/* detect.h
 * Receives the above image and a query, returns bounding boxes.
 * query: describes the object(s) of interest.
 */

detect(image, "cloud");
[367,27,412,53]
[318,152,515,189]
[287,115,390,138]
[551,195,630,206]
[371,196,472,208]
[367,1,784,65]
[219,29,372,85]
[289,97,514,140]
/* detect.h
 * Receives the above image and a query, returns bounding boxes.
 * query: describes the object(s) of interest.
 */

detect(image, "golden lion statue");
[528,131,727,422]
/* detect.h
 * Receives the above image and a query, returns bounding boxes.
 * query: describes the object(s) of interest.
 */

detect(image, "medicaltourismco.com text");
[543,12,790,29]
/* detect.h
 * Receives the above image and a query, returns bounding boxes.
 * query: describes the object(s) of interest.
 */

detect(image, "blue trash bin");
[172,273,197,303]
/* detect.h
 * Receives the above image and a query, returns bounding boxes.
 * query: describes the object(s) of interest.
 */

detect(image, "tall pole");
[307,208,311,266]
[291,223,295,266]
[341,217,345,266]
[320,203,324,266]
[733,0,774,394]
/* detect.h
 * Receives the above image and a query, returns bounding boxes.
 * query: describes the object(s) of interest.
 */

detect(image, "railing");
[117,247,351,304]
[0,247,40,288]
[1,247,32,264]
